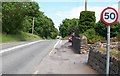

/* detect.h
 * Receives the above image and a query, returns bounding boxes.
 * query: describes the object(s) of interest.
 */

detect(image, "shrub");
[80,28,102,44]
[79,11,96,33]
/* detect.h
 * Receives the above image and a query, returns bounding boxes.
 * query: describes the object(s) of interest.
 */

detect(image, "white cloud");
[56,4,118,23]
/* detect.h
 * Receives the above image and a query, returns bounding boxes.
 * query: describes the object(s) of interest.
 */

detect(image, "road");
[1,40,97,74]
[1,40,58,74]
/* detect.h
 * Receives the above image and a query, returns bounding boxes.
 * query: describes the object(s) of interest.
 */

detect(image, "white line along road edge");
[33,39,61,74]
[49,40,61,56]
[0,40,43,54]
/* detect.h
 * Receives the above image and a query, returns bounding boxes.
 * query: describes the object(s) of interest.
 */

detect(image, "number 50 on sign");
[101,7,118,25]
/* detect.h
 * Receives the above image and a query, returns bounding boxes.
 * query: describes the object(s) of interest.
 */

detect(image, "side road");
[33,40,98,74]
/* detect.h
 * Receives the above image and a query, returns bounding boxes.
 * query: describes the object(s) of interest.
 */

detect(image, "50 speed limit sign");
[101,7,118,25]
[101,7,118,75]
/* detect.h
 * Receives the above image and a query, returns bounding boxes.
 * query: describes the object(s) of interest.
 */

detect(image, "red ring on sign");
[101,7,118,25]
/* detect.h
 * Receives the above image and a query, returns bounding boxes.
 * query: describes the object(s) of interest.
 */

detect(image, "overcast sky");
[34,0,119,29]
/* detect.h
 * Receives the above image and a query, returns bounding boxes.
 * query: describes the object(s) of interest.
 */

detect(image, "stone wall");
[88,46,120,75]
[93,41,118,49]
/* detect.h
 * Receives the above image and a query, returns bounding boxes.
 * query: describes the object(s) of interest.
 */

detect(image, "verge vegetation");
[59,11,120,44]
[1,2,58,43]
[0,32,41,43]
[96,47,120,60]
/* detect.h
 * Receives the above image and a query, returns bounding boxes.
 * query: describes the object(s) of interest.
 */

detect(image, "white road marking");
[49,40,60,56]
[33,70,39,74]
[32,70,39,76]
[32,40,61,74]
[60,40,62,45]
[0,40,43,54]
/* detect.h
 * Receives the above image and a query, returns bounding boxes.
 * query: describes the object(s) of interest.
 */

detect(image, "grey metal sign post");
[101,7,118,75]
[106,25,110,75]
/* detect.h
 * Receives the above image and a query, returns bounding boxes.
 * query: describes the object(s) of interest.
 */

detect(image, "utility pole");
[32,17,34,34]
[32,0,35,34]
[85,0,87,11]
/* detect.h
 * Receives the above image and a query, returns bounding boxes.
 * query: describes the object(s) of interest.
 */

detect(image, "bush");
[95,21,120,38]
[79,11,96,33]
[117,32,120,41]
[80,28,102,44]
[62,36,68,40]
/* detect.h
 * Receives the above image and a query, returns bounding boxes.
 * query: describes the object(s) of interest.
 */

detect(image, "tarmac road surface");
[1,40,98,74]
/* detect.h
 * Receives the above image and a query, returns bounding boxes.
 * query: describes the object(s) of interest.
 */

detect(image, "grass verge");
[0,32,42,43]
[96,47,120,60]
[62,36,68,40]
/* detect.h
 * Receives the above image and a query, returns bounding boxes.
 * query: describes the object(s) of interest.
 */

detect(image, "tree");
[2,2,58,39]
[34,11,58,39]
[95,20,120,38]
[2,2,39,34]
[59,18,79,38]
[22,16,32,33]
[0,3,1,33]
[79,11,96,33]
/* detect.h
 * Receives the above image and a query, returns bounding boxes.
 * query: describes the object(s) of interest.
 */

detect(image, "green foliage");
[96,47,120,59]
[2,2,39,34]
[95,21,120,38]
[34,13,58,39]
[59,18,79,38]
[0,32,41,43]
[50,28,58,39]
[2,2,58,39]
[118,32,120,41]
[79,11,96,33]
[81,28,102,44]
[22,16,32,33]
[0,12,1,33]
[62,36,68,40]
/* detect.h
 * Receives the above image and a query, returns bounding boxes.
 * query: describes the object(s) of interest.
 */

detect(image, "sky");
[34,0,120,29]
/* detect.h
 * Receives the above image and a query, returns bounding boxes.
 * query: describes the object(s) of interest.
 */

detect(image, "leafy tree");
[79,11,96,33]
[34,11,58,39]
[22,16,32,33]
[0,3,1,33]
[59,18,79,38]
[2,2,58,39]
[95,20,120,38]
[2,2,39,34]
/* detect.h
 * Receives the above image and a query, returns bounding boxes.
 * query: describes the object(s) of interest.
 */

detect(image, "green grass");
[0,32,42,43]
[62,36,68,40]
[96,47,120,60]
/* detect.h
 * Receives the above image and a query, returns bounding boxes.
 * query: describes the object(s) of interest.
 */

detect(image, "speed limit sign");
[101,7,118,25]
[101,7,118,75]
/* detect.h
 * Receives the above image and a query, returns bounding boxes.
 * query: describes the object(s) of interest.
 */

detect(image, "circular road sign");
[101,7,118,25]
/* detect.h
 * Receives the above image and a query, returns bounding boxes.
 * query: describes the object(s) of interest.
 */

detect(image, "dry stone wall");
[88,46,120,75]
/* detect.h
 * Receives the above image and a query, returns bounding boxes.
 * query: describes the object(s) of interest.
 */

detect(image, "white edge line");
[32,70,39,76]
[32,40,60,74]
[49,40,60,56]
[60,40,62,45]
[33,70,39,74]
[0,40,43,54]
